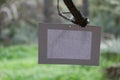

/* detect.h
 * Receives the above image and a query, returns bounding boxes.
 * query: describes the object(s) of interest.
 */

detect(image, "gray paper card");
[38,23,101,66]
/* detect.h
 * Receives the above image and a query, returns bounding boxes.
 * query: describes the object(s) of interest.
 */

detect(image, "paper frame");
[38,23,101,65]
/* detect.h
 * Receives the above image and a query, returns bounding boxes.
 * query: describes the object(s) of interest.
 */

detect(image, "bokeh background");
[0,0,120,80]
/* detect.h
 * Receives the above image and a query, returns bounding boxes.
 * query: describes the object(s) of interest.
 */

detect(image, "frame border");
[38,23,101,65]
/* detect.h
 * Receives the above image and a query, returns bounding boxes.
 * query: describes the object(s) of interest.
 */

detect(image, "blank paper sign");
[39,23,101,65]
[47,29,92,60]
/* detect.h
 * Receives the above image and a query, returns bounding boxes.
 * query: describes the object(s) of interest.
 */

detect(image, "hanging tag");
[38,23,101,66]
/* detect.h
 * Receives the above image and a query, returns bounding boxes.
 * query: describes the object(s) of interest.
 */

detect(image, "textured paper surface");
[47,30,92,60]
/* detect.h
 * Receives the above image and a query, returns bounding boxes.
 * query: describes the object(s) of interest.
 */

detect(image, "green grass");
[0,45,120,80]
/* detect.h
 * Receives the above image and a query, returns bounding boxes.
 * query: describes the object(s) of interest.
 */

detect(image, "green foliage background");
[0,45,120,80]
[90,0,120,37]
[0,0,120,44]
